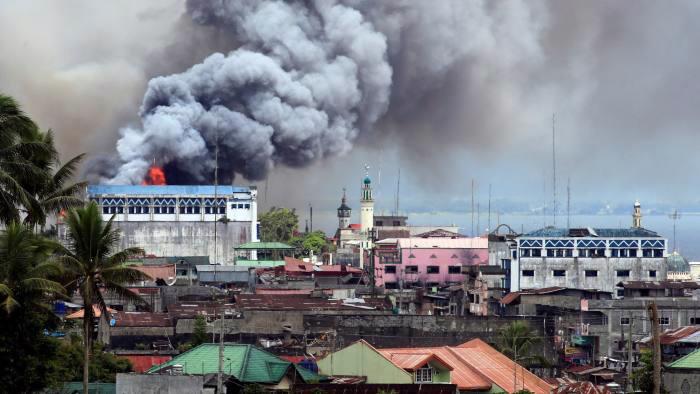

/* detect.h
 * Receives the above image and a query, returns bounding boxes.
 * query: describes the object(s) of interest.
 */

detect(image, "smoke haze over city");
[2,0,700,233]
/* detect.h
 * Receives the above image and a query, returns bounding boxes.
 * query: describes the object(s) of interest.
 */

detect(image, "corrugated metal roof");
[617,280,700,290]
[88,185,250,196]
[235,294,388,311]
[236,242,295,250]
[376,237,487,249]
[113,312,172,327]
[522,227,660,238]
[195,265,250,272]
[668,348,700,369]
[148,343,320,383]
[120,355,172,373]
[453,339,554,394]
[639,326,700,345]
[378,351,454,372]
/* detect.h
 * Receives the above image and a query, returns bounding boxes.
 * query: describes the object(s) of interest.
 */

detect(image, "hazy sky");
[2,1,700,235]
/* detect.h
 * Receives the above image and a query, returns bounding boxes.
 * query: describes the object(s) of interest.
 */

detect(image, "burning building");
[76,183,258,265]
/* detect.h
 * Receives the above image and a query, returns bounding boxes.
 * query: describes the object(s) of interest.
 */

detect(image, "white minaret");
[633,200,642,228]
[337,188,351,229]
[360,166,374,234]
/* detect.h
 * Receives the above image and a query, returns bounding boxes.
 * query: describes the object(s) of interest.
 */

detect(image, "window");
[448,266,461,274]
[522,269,535,277]
[415,367,432,383]
[393,220,401,226]
[521,248,541,257]
[628,249,637,258]
[616,270,630,277]
[102,206,109,214]
[385,282,398,289]
[375,220,383,226]
[244,204,250,209]
[384,266,397,274]
[648,270,657,278]
[427,266,440,274]
[405,265,418,274]
[611,249,620,258]
[659,317,670,326]
[553,270,566,277]
[617,289,625,297]
[585,270,598,277]
[690,317,700,325]
[620,317,630,325]
[640,289,649,297]
[430,254,437,259]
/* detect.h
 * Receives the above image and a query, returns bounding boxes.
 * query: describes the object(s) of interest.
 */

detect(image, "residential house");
[148,343,323,392]
[317,339,554,393]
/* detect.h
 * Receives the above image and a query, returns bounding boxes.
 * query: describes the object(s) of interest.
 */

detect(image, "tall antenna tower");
[487,184,492,232]
[471,179,475,236]
[214,137,219,270]
[566,177,571,229]
[668,209,682,253]
[552,113,557,227]
[395,168,401,216]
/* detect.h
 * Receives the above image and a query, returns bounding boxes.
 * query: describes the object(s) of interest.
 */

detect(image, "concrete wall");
[518,256,667,294]
[664,369,700,394]
[317,341,414,384]
[116,373,204,394]
[113,221,251,265]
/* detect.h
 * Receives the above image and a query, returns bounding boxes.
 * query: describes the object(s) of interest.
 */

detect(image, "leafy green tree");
[259,207,298,242]
[0,223,66,391]
[57,202,149,394]
[631,349,668,393]
[192,315,208,346]
[50,334,132,383]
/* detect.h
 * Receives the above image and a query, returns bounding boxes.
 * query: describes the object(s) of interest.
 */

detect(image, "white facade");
[360,177,374,234]
[84,185,258,264]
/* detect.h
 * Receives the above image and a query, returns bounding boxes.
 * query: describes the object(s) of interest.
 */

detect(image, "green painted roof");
[236,242,295,250]
[668,348,700,369]
[148,344,320,383]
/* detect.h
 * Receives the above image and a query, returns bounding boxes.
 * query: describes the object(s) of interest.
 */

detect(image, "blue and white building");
[512,224,668,297]
[74,185,259,265]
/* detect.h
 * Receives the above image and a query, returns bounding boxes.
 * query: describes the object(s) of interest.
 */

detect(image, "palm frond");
[52,153,86,186]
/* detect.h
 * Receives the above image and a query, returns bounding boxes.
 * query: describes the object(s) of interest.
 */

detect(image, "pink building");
[373,233,488,289]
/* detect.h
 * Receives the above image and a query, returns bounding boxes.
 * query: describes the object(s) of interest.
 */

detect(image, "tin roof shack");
[500,287,612,317]
[107,311,174,349]
[616,280,700,298]
[664,348,700,394]
[638,326,700,361]
[255,257,366,296]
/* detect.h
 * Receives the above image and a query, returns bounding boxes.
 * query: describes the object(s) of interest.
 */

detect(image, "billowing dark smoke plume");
[109,0,393,184]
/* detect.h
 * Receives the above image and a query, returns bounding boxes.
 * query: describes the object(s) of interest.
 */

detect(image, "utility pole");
[552,113,557,227]
[626,315,634,393]
[217,307,225,393]
[309,204,313,233]
[647,303,661,394]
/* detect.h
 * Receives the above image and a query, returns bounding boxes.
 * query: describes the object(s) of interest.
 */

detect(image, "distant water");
[406,213,700,260]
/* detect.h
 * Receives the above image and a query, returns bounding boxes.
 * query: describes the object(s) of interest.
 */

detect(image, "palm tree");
[0,222,64,313]
[13,127,87,228]
[497,320,540,360]
[0,94,47,224]
[57,202,149,394]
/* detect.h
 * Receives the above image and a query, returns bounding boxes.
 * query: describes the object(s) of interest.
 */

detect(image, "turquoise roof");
[148,344,321,383]
[363,176,371,184]
[88,185,250,196]
[522,227,661,238]
[668,348,700,369]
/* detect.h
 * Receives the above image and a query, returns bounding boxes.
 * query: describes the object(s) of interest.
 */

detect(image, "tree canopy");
[259,207,299,242]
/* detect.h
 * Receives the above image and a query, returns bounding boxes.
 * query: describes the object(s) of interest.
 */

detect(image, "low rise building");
[513,225,668,295]
[374,233,488,289]
[73,185,259,264]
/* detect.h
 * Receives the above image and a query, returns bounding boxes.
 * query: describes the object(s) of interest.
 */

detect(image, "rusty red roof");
[378,351,454,371]
[120,355,172,373]
[639,326,700,345]
[132,264,176,284]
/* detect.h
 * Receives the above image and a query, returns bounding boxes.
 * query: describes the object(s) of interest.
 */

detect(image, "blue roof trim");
[545,239,574,248]
[88,185,250,196]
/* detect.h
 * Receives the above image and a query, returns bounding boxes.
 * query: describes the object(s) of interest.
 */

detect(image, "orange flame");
[142,165,167,185]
